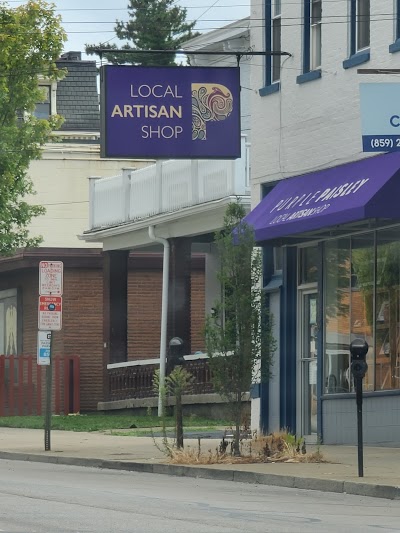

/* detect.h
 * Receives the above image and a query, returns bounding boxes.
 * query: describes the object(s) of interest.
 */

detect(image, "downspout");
[148,225,170,416]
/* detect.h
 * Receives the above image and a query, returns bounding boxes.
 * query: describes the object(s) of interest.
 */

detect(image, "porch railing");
[0,355,80,416]
[108,357,214,402]
[89,135,250,230]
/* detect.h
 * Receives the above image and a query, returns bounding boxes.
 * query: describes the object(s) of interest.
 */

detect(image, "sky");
[10,0,251,59]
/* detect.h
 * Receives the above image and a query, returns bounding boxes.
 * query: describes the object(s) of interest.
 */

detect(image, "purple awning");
[245,152,400,243]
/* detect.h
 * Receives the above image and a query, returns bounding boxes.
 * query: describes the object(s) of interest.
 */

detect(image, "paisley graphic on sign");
[192,83,233,141]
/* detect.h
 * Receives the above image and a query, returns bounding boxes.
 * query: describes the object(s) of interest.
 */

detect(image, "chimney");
[60,51,82,61]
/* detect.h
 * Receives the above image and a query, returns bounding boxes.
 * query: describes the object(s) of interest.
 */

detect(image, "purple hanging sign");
[100,65,241,159]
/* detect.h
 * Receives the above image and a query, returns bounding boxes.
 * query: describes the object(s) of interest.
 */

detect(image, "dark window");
[299,246,319,284]
[264,0,281,86]
[357,0,370,51]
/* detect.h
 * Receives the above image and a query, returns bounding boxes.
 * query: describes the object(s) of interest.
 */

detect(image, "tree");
[153,366,194,451]
[204,201,276,456]
[86,0,199,66]
[0,1,66,255]
[166,366,194,449]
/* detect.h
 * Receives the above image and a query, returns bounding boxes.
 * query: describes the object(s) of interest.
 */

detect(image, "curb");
[0,451,399,500]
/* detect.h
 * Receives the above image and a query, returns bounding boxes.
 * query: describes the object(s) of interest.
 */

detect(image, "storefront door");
[299,290,318,439]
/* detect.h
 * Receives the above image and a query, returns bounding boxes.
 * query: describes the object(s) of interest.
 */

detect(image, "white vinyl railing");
[89,135,250,230]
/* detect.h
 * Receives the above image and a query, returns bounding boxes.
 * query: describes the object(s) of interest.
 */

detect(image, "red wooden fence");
[0,355,80,416]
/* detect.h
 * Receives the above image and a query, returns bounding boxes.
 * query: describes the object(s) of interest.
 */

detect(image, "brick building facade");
[0,52,207,412]
[0,250,205,411]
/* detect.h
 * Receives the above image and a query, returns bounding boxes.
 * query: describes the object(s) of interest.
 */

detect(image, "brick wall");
[191,270,206,353]
[127,266,206,359]
[0,258,205,411]
[128,269,163,360]
[62,269,104,411]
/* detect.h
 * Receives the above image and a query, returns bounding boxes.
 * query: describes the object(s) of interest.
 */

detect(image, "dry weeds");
[167,431,327,465]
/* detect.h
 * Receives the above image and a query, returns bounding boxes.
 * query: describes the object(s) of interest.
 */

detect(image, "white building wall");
[26,143,152,248]
[250,0,400,204]
[250,1,400,439]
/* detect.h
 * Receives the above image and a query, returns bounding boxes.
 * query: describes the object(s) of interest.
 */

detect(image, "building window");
[271,0,282,83]
[389,0,400,52]
[0,289,18,356]
[396,0,400,40]
[33,85,51,119]
[356,0,370,52]
[260,0,281,95]
[375,228,400,391]
[299,246,318,285]
[297,0,322,84]
[343,0,370,68]
[323,227,400,394]
[273,247,283,273]
[311,0,322,70]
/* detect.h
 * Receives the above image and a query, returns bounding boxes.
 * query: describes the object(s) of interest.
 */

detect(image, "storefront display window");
[376,228,400,390]
[351,233,375,390]
[324,226,400,394]
[299,246,319,284]
[324,239,351,393]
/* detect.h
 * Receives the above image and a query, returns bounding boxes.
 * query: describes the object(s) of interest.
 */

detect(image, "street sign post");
[37,331,51,366]
[38,296,62,331]
[38,261,63,452]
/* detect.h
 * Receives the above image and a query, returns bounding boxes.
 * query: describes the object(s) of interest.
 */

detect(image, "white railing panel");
[199,159,233,203]
[89,135,250,230]
[92,175,124,228]
[161,159,193,213]
[129,164,159,220]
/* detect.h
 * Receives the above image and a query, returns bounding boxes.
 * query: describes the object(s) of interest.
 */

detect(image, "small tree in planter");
[205,201,276,456]
[153,366,194,451]
[167,366,194,449]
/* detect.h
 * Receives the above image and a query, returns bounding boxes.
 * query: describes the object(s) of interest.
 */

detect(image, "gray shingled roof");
[56,59,100,132]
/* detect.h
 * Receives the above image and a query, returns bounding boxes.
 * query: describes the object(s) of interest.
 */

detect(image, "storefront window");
[324,226,400,394]
[375,228,400,390]
[351,234,375,391]
[299,246,319,284]
[324,239,351,393]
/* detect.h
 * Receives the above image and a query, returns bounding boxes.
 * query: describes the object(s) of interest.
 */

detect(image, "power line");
[194,0,222,25]
[58,12,400,24]
[56,18,400,32]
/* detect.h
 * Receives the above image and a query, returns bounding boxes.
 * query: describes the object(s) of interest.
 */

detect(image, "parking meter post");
[349,339,368,478]
[44,332,53,451]
[355,376,364,477]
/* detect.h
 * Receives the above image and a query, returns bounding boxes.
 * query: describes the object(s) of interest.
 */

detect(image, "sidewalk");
[0,427,399,500]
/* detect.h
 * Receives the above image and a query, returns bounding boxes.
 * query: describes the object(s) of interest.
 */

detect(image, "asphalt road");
[0,460,399,532]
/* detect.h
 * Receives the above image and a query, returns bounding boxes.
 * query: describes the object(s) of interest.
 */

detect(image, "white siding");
[26,145,152,248]
[250,0,399,205]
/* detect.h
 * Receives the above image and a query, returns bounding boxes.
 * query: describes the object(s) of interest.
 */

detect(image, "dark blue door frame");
[279,246,297,434]
[259,244,274,434]
[317,242,324,442]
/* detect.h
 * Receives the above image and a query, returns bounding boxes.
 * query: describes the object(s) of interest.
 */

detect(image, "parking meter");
[350,338,368,379]
[167,337,185,374]
[350,339,368,477]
